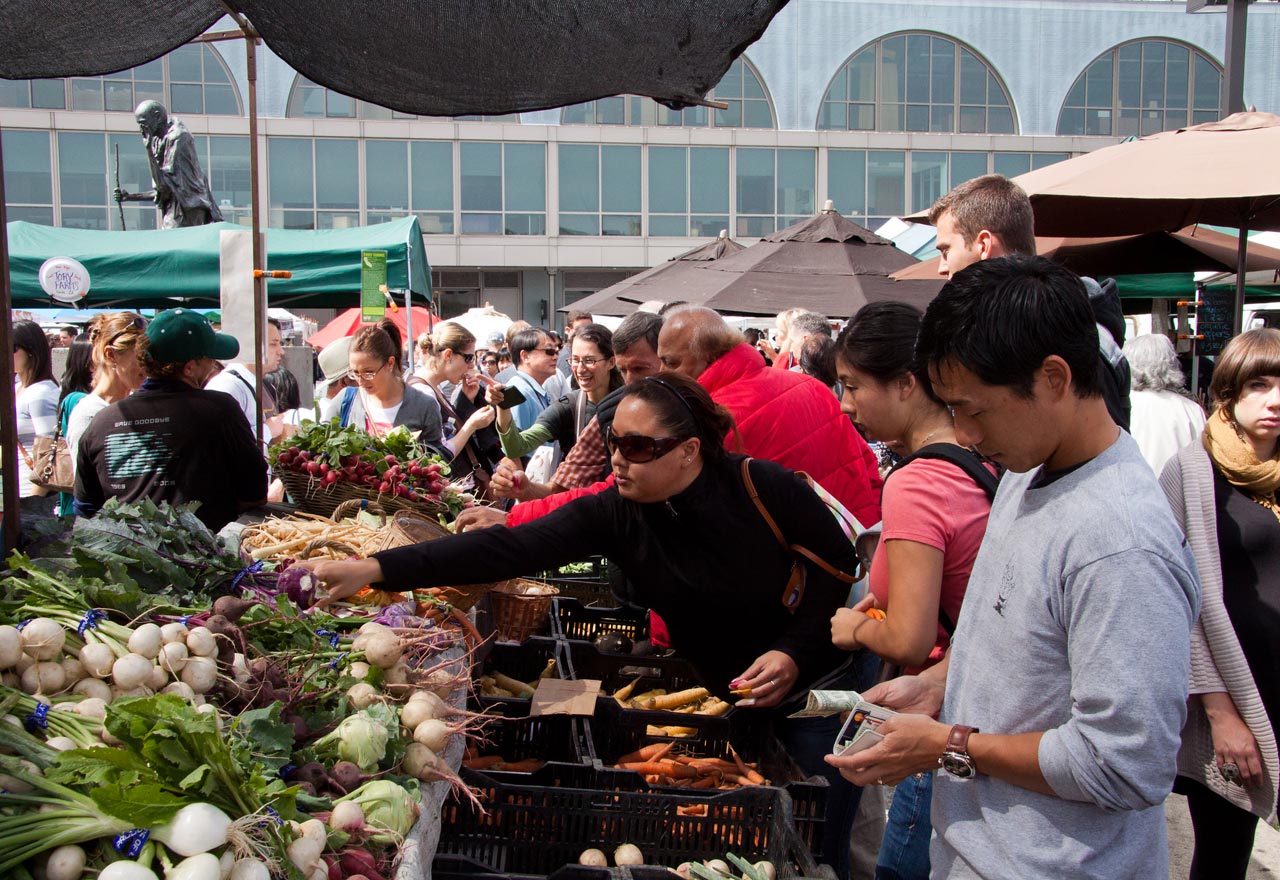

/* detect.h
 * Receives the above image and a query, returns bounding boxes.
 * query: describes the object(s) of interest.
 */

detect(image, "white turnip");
[20,618,65,661]
[127,623,163,659]
[347,660,371,680]
[1,672,18,689]
[152,803,231,856]
[46,736,77,751]
[147,664,170,692]
[704,860,730,876]
[161,622,189,644]
[347,682,379,709]
[0,624,23,669]
[328,799,365,834]
[111,653,153,690]
[74,696,108,719]
[407,690,449,720]
[98,861,160,880]
[21,661,65,695]
[403,741,452,783]
[166,853,222,880]
[162,681,197,701]
[110,685,153,700]
[79,642,115,678]
[227,859,270,880]
[60,657,85,683]
[159,641,189,674]
[578,849,608,867]
[181,657,218,694]
[614,844,644,866]
[45,844,87,880]
[185,628,217,658]
[753,861,776,880]
[399,698,435,731]
[361,632,403,669]
[412,718,452,753]
[382,662,410,685]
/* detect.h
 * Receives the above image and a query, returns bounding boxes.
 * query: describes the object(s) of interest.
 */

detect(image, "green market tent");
[6,216,429,308]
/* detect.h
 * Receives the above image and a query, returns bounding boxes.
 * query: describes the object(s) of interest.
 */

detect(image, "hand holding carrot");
[730,649,798,709]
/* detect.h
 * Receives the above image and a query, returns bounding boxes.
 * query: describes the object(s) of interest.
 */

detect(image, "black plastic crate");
[584,698,828,860]
[436,776,818,878]
[433,855,620,880]
[467,700,596,776]
[553,598,651,645]
[534,558,617,607]
[473,637,565,710]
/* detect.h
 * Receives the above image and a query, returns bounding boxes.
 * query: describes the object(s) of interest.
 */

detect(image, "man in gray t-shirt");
[828,255,1199,879]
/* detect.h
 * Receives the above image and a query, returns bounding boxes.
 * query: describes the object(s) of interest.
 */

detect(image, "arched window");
[285,76,518,121]
[560,58,775,128]
[0,44,241,115]
[817,33,1015,134]
[1057,39,1223,137]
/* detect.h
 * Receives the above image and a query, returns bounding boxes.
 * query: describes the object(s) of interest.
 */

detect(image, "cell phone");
[492,384,527,409]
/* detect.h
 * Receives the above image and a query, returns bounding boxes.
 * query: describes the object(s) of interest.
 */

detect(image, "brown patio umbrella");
[565,231,747,315]
[891,225,1280,281]
[1005,111,1280,332]
[634,203,940,318]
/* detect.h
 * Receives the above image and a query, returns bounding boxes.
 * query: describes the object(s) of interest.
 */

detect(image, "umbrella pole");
[1233,218,1248,337]
[0,130,21,551]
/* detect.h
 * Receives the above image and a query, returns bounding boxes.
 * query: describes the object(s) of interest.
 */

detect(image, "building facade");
[3,0,1278,323]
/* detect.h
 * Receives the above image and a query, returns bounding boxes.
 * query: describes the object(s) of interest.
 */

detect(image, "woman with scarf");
[1160,327,1280,879]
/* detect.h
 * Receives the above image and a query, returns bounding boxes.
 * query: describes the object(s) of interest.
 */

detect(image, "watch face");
[941,752,977,779]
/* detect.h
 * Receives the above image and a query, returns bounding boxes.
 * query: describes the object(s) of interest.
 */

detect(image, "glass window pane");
[461,213,502,234]
[596,96,625,125]
[61,207,109,229]
[108,132,153,201]
[737,148,775,216]
[714,100,742,128]
[1193,55,1220,111]
[736,215,775,238]
[959,51,985,104]
[460,142,502,211]
[958,106,985,133]
[601,145,641,213]
[992,153,1031,178]
[1086,108,1112,137]
[649,215,688,236]
[931,38,955,104]
[690,147,729,214]
[851,104,875,130]
[880,36,906,104]
[315,139,358,209]
[504,213,544,235]
[1118,50,1141,108]
[987,105,1014,134]
[828,149,866,217]
[367,140,409,211]
[1166,47,1189,109]
[135,59,163,82]
[1065,77,1086,110]
[101,80,132,112]
[268,138,314,210]
[202,47,230,83]
[1031,153,1068,171]
[209,136,250,207]
[818,102,845,130]
[417,212,453,234]
[560,214,601,236]
[777,149,815,217]
[113,204,156,231]
[930,105,954,133]
[649,147,687,214]
[716,61,743,99]
[561,103,591,124]
[58,132,106,205]
[2,130,53,204]
[950,152,988,185]
[168,45,203,82]
[326,90,355,118]
[8,206,54,225]
[850,49,876,102]
[1086,56,1113,107]
[279,210,314,230]
[906,35,931,103]
[866,151,905,218]
[744,100,773,129]
[1164,109,1188,131]
[1142,44,1166,110]
[1058,107,1085,136]
[170,83,203,114]
[602,215,641,236]
[559,144,599,213]
[504,143,545,212]
[826,70,847,103]
[134,81,163,106]
[71,79,103,111]
[906,104,929,132]
[317,211,360,230]
[690,215,729,238]
[744,66,766,100]
[0,79,32,108]
[412,141,453,209]
[205,85,238,115]
[910,152,947,214]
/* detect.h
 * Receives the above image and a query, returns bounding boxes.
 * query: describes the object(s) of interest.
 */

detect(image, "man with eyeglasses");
[205,317,290,450]
[490,328,559,435]
[75,309,267,532]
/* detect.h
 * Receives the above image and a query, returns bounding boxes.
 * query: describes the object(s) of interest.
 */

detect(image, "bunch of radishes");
[274,448,452,504]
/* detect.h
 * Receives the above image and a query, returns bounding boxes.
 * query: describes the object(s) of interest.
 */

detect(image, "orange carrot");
[618,760,697,779]
[463,755,506,770]
[729,746,766,785]
[501,758,544,772]
[614,741,675,765]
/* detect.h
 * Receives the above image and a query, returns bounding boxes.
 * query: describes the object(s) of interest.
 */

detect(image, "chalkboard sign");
[1197,287,1234,357]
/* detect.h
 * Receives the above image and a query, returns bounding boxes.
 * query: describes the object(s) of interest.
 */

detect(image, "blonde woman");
[66,313,149,472]
[1161,328,1280,879]
[412,322,497,485]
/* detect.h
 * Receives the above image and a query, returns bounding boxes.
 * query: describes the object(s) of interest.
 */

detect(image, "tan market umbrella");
[632,202,940,318]
[566,231,746,315]
[1006,112,1280,331]
[892,225,1280,281]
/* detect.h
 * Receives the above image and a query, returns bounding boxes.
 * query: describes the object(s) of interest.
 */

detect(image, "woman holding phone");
[297,372,871,880]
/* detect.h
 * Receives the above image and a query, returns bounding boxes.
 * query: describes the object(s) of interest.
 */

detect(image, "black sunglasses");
[456,351,476,364]
[103,313,147,346]
[605,425,689,464]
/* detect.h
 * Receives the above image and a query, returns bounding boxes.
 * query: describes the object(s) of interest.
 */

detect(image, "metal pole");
[1223,0,1248,115]
[245,27,266,444]
[1232,216,1248,336]
[0,130,21,551]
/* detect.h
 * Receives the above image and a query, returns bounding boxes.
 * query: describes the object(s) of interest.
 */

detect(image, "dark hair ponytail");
[836,302,940,402]
[621,372,737,463]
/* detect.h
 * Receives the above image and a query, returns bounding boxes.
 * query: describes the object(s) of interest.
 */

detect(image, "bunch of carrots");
[608,741,768,790]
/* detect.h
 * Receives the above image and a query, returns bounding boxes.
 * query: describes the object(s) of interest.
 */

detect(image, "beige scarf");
[1203,407,1280,498]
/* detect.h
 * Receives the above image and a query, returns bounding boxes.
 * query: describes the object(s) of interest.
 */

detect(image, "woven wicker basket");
[278,469,449,519]
[377,509,451,553]
[488,579,559,642]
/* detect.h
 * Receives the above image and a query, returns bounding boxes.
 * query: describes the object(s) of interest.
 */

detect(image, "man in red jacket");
[457,307,882,530]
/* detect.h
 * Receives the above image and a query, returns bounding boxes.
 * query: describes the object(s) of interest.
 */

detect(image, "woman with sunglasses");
[321,320,446,457]
[493,323,623,474]
[297,372,867,878]
[409,322,499,489]
[66,313,149,481]
[13,320,60,529]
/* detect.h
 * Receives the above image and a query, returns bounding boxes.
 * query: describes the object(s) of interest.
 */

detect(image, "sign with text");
[361,251,388,323]
[38,256,90,303]
[1197,287,1235,357]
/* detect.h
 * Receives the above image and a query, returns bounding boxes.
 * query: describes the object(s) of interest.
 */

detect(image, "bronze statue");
[114,100,224,229]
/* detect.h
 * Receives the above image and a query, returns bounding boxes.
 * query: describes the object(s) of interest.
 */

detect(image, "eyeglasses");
[536,348,559,357]
[605,425,689,464]
[482,358,499,367]
[458,351,476,364]
[104,313,147,347]
[352,360,390,382]
[570,356,606,368]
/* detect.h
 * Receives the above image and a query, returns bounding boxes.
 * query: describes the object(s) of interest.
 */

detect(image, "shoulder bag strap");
[741,458,857,585]
[574,389,590,439]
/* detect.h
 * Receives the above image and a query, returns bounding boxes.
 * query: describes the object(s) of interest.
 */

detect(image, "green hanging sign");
[361,250,388,322]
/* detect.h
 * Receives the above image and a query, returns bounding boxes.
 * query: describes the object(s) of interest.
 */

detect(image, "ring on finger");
[1220,761,1241,783]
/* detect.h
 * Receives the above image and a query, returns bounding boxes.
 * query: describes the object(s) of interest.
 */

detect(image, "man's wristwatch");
[939,724,979,779]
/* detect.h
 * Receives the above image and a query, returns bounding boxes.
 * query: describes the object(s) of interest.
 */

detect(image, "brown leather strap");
[740,457,859,585]
[947,724,979,754]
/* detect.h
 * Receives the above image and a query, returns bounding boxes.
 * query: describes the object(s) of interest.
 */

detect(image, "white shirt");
[205,364,274,448]
[1129,388,1207,474]
[15,379,59,497]
[66,392,111,478]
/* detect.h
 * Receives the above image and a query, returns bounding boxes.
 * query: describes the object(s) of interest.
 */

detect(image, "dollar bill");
[787,689,864,718]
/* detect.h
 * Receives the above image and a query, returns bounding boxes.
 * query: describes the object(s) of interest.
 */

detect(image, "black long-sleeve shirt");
[374,455,857,695]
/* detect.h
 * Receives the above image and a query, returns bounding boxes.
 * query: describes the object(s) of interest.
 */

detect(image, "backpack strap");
[573,388,590,440]
[338,385,357,427]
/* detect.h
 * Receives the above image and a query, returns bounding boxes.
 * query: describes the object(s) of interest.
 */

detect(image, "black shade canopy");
[0,0,790,116]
